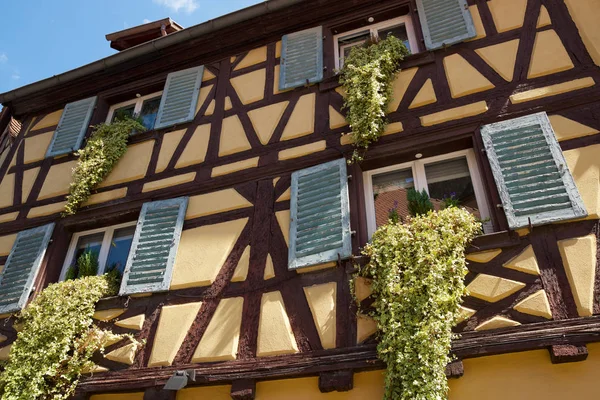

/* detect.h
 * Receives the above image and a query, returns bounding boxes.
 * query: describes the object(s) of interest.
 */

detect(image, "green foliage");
[66,249,99,280]
[407,188,434,217]
[340,35,409,162]
[387,207,400,224]
[63,117,146,216]
[359,207,481,400]
[441,193,460,209]
[0,275,139,399]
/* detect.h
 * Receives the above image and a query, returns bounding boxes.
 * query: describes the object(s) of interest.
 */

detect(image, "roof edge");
[0,0,305,105]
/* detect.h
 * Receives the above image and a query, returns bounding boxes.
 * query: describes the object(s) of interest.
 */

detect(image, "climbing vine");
[340,35,409,162]
[359,207,481,400]
[63,117,145,216]
[0,275,140,400]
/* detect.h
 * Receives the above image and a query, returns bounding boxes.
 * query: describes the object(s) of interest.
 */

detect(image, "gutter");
[0,0,305,104]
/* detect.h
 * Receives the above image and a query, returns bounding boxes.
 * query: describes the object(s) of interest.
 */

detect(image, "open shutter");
[46,97,97,157]
[416,0,476,50]
[289,158,352,270]
[154,66,204,130]
[0,223,54,314]
[119,197,188,295]
[279,26,323,91]
[481,112,587,230]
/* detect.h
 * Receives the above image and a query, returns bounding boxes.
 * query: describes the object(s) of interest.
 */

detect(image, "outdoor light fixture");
[163,369,196,391]
[415,153,423,159]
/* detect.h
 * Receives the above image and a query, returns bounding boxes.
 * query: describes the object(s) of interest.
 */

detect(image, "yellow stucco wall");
[565,0,600,66]
[564,144,600,219]
[161,344,600,399]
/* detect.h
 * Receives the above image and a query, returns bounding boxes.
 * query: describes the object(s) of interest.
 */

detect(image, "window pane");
[378,24,411,53]
[111,105,135,123]
[68,232,104,278]
[139,96,162,131]
[105,226,136,276]
[338,30,370,68]
[372,168,415,227]
[424,157,480,218]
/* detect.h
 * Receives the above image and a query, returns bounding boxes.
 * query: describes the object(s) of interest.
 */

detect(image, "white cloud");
[143,18,151,24]
[153,0,198,13]
[11,73,20,81]
[0,53,7,64]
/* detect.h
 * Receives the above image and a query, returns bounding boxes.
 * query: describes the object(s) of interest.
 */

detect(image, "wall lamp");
[163,369,196,391]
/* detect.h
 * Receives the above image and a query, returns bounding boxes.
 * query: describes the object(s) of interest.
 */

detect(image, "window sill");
[320,51,435,92]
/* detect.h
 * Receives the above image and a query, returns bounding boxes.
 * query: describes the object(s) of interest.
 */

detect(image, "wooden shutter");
[119,197,188,295]
[154,66,204,130]
[279,26,324,91]
[416,0,476,50]
[481,112,587,230]
[0,223,54,314]
[46,97,97,157]
[289,159,352,270]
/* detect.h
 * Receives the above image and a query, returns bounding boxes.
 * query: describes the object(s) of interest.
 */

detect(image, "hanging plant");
[0,275,141,400]
[63,117,146,216]
[340,35,409,162]
[359,207,481,400]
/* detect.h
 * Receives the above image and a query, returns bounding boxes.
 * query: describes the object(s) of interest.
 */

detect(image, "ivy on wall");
[359,207,481,400]
[340,35,409,162]
[0,275,140,400]
[63,118,145,216]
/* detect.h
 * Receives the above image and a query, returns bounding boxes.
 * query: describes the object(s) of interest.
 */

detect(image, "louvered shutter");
[46,97,97,157]
[416,0,476,50]
[154,66,204,130]
[481,112,587,230]
[119,197,188,295]
[279,26,324,91]
[289,159,352,270]
[0,223,54,314]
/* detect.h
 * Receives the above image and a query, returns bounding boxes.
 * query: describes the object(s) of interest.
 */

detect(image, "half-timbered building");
[0,0,600,398]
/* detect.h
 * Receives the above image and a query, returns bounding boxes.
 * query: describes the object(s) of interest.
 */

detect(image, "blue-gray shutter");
[481,112,587,230]
[46,97,97,157]
[154,66,204,130]
[416,0,476,50]
[119,197,188,295]
[288,158,352,270]
[0,223,54,314]
[279,26,324,91]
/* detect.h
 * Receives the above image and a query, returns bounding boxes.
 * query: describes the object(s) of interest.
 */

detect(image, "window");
[60,222,136,282]
[363,150,492,237]
[106,92,163,131]
[334,16,418,69]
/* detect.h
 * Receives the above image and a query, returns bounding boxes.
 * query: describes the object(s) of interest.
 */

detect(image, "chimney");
[106,18,184,51]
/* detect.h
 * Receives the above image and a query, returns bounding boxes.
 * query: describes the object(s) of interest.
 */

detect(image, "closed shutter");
[289,158,352,270]
[416,0,476,50]
[154,66,204,130]
[279,26,324,91]
[481,112,587,230]
[0,223,54,314]
[119,197,188,295]
[46,97,97,157]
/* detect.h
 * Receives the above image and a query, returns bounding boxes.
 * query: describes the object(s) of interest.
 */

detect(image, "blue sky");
[0,0,264,94]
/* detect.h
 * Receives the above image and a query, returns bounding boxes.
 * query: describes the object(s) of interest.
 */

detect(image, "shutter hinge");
[347,175,353,181]
[350,231,357,237]
[481,148,486,154]
[496,204,504,209]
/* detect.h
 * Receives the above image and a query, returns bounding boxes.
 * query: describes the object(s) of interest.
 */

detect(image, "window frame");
[105,91,163,127]
[333,15,419,70]
[363,149,492,238]
[59,221,137,281]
